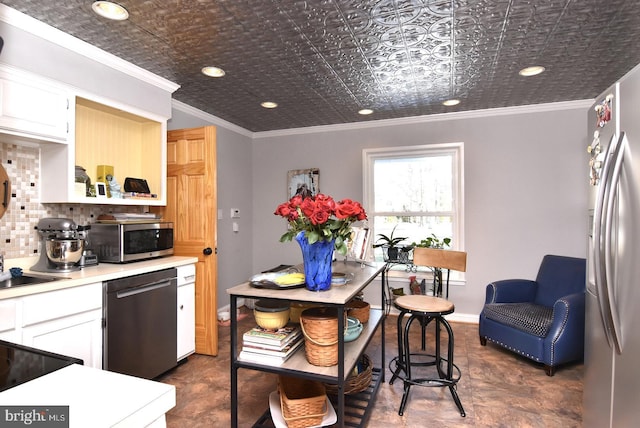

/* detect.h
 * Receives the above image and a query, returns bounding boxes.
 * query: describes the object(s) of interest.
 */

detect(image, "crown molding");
[171,100,253,138]
[253,99,593,139]
[0,4,180,93]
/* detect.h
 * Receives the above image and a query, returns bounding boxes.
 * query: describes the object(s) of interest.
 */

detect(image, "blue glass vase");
[295,231,334,291]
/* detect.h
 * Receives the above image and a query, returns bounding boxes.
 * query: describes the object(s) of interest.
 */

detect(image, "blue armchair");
[478,254,586,376]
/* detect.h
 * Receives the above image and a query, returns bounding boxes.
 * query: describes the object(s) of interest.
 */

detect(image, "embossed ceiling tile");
[4,0,640,130]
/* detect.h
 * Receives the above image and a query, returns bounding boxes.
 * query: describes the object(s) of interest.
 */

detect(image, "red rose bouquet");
[274,193,367,255]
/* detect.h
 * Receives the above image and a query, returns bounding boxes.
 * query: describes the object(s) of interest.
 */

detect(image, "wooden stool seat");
[395,295,454,314]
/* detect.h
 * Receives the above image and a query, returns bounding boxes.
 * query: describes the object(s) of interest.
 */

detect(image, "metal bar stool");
[389,249,467,417]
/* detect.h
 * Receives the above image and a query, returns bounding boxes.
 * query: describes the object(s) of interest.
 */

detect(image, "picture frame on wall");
[287,168,319,199]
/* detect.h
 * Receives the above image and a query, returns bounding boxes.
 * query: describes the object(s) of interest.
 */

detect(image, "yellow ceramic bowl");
[254,308,290,330]
[253,299,291,330]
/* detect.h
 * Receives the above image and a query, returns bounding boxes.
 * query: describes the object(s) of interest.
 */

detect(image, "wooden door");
[151,126,218,355]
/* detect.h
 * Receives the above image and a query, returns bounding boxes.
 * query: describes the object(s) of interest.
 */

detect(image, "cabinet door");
[177,282,195,361]
[0,69,68,142]
[21,282,103,368]
[22,310,102,369]
[0,298,19,343]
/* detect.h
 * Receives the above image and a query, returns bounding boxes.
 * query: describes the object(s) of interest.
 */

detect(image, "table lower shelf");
[252,367,383,428]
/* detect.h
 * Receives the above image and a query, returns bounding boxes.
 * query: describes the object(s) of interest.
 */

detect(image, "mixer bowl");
[45,238,84,268]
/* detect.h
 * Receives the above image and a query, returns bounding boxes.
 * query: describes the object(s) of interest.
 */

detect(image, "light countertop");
[0,364,176,427]
[0,256,198,300]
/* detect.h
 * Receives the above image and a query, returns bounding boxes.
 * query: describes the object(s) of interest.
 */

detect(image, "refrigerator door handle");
[603,132,627,354]
[593,132,620,352]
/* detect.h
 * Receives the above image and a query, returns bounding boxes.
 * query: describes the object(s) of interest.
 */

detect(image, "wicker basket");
[300,307,341,366]
[278,375,327,428]
[324,354,373,395]
[346,299,370,323]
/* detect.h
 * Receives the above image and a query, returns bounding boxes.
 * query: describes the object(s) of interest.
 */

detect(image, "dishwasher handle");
[115,279,175,299]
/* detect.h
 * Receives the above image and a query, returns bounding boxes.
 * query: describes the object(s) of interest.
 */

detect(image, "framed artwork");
[287,168,319,199]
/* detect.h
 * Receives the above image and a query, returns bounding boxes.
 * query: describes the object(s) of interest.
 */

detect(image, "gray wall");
[251,105,590,317]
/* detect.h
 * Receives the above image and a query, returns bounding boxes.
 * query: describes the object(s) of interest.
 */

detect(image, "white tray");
[268,390,337,428]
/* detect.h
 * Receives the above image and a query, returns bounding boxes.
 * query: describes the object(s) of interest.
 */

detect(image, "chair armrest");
[485,279,538,304]
[544,292,586,365]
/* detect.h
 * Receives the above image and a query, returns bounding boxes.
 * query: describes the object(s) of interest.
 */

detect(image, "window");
[363,143,464,264]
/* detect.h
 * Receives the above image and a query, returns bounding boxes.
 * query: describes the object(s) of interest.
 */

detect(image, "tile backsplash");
[1,142,147,259]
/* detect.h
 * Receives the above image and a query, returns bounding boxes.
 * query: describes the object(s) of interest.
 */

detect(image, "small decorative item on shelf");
[274,193,366,291]
[409,275,421,295]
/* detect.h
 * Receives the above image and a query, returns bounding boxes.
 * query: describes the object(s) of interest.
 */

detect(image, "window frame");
[362,143,465,270]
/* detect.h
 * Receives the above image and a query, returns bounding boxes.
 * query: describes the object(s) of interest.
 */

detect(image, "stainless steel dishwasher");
[103,268,177,379]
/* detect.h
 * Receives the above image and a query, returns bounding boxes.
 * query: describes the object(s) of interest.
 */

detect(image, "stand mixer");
[31,218,85,273]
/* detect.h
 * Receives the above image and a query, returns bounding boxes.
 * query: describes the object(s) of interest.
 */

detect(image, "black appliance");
[103,268,177,379]
[0,340,82,392]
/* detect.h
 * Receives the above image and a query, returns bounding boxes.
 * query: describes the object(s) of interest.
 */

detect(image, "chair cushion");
[482,303,553,337]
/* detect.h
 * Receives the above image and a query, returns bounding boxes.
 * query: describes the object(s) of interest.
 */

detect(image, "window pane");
[372,215,453,262]
[373,155,452,213]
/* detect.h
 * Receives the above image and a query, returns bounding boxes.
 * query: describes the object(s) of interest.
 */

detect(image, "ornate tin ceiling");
[3,0,640,132]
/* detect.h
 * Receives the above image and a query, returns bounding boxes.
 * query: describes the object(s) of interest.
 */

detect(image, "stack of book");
[239,324,303,366]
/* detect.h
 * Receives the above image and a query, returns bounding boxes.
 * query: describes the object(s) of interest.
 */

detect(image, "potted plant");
[372,225,409,261]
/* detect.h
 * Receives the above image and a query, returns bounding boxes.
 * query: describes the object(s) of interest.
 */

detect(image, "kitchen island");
[228,260,386,428]
[0,363,175,427]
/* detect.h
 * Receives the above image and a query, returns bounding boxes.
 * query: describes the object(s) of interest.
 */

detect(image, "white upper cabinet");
[0,66,69,144]
[39,94,168,206]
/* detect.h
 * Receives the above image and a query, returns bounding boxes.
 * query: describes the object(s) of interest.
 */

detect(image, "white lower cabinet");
[0,298,19,343]
[20,282,102,369]
[176,264,196,361]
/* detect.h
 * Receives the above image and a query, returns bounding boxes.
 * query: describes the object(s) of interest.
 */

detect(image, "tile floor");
[159,308,583,427]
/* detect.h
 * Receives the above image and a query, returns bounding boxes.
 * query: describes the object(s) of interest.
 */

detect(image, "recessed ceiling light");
[358,109,374,115]
[261,101,278,109]
[201,66,225,77]
[519,66,546,77]
[442,99,460,107]
[92,1,129,21]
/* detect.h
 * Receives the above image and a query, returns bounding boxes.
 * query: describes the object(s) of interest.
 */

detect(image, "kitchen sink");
[0,274,62,289]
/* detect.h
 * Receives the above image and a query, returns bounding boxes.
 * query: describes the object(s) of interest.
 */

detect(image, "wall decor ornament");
[287,168,319,199]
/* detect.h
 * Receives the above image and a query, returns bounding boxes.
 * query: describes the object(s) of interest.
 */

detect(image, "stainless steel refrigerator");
[584,64,640,427]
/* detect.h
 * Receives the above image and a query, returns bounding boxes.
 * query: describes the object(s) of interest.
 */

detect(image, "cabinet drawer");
[177,264,196,286]
[22,283,102,327]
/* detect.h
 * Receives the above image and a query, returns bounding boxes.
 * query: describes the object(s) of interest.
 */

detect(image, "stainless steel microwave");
[90,222,174,263]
